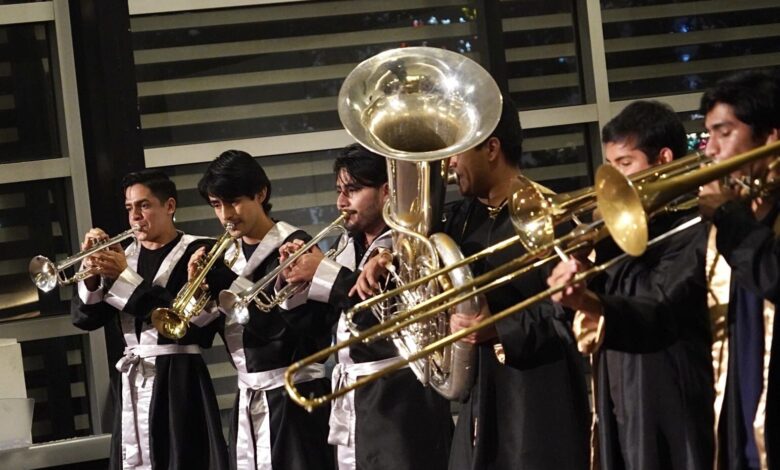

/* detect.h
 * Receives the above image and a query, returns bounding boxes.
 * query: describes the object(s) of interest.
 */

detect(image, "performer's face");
[336,169,387,234]
[207,191,266,238]
[450,142,492,198]
[704,102,775,179]
[124,183,175,243]
[603,140,655,177]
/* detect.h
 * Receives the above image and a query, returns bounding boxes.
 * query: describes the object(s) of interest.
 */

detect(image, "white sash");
[115,343,200,470]
[234,364,326,470]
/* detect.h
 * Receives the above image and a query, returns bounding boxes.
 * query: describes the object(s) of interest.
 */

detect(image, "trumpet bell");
[218,289,249,324]
[338,47,502,162]
[151,307,188,339]
[29,256,59,292]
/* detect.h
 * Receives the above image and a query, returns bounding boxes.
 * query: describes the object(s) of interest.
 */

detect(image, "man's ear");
[656,147,674,165]
[379,182,390,201]
[486,136,502,163]
[255,187,268,206]
[165,197,176,215]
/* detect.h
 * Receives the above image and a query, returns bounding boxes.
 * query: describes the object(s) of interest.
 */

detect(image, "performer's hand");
[186,247,211,292]
[350,250,393,300]
[547,258,596,311]
[89,250,128,280]
[698,179,737,220]
[285,248,324,284]
[279,239,306,262]
[450,304,496,345]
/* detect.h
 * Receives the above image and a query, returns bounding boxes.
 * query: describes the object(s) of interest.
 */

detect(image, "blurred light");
[680,53,691,62]
[428,16,439,25]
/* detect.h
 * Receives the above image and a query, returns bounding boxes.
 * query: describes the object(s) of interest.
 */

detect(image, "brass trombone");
[218,211,351,323]
[284,215,700,411]
[597,140,780,256]
[284,141,779,411]
[152,223,237,339]
[29,224,141,292]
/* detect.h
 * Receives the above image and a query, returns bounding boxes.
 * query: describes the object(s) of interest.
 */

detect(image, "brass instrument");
[284,215,700,411]
[283,141,779,410]
[597,140,780,256]
[509,152,708,252]
[152,223,237,339]
[336,46,502,400]
[29,224,141,292]
[218,212,351,323]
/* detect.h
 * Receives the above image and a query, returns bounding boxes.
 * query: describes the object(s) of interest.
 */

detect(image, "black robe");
[71,232,229,470]
[214,223,336,470]
[590,210,714,470]
[713,200,780,470]
[318,229,453,470]
[444,198,590,470]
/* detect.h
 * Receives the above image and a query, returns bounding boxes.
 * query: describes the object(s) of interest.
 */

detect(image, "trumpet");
[29,224,141,292]
[218,212,351,323]
[152,223,237,339]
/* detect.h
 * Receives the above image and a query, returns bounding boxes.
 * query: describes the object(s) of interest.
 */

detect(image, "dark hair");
[121,169,177,205]
[602,100,687,163]
[700,70,780,140]
[480,92,523,168]
[198,150,272,213]
[333,143,388,187]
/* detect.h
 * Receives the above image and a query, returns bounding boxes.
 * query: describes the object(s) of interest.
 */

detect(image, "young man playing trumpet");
[71,169,228,470]
[548,101,714,470]
[279,143,454,470]
[197,149,334,470]
[697,71,780,470]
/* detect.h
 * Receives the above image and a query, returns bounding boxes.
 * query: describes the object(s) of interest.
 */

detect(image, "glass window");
[602,1,780,100]
[130,1,482,149]
[0,179,74,322]
[499,0,584,109]
[523,124,593,191]
[0,23,60,163]
[21,335,95,442]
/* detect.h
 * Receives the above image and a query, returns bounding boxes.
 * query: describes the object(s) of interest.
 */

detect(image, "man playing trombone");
[196,150,335,470]
[697,71,780,470]
[279,143,454,470]
[71,169,229,470]
[548,101,714,470]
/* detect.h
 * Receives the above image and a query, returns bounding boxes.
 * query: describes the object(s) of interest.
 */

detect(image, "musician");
[697,71,780,470]
[196,149,335,470]
[71,169,229,470]
[353,95,590,468]
[278,143,454,470]
[548,100,715,470]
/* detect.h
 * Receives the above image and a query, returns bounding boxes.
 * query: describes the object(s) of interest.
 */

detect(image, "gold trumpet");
[284,141,779,411]
[152,223,238,339]
[218,212,351,324]
[29,224,141,292]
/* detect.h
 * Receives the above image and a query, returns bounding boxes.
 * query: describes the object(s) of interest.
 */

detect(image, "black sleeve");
[71,287,117,331]
[714,200,780,303]
[598,219,709,352]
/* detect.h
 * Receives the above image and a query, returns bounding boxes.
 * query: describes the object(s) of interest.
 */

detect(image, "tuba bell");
[334,46,502,400]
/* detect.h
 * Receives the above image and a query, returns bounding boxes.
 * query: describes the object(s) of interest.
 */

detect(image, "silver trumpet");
[219,211,352,323]
[29,224,141,292]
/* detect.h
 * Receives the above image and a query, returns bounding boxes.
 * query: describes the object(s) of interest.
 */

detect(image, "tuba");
[337,47,502,400]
